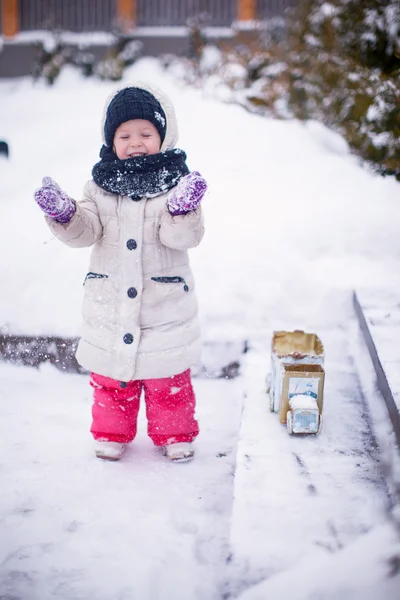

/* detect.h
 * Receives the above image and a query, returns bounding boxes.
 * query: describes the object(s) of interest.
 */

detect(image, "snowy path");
[1,57,400,598]
[0,365,243,600]
[229,322,389,596]
[0,325,393,600]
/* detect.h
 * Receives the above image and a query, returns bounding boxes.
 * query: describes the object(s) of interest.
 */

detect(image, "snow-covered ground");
[0,363,244,599]
[0,58,400,599]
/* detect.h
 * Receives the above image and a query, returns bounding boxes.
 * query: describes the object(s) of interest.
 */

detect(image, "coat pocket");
[150,276,189,293]
[82,272,117,332]
[142,272,195,328]
[82,272,111,306]
[83,272,109,285]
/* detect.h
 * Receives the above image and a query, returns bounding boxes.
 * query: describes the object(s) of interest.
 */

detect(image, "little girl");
[34,83,207,463]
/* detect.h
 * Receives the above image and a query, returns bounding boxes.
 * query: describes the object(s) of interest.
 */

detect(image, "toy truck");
[269,331,325,435]
[287,394,322,435]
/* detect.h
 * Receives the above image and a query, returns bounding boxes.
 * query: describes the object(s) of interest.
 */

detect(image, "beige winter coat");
[46,84,204,382]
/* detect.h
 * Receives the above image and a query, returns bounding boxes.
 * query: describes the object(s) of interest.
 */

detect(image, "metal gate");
[19,0,117,32]
[136,0,236,27]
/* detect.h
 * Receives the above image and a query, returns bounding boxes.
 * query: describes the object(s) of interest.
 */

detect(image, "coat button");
[126,239,137,250]
[127,287,137,299]
[123,333,134,344]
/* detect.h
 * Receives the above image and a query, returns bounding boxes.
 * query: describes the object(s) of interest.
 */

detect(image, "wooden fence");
[257,0,297,18]
[19,0,116,32]
[137,0,236,28]
[1,0,299,35]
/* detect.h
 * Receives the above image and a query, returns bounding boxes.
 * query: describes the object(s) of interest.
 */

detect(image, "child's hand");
[34,177,76,223]
[167,171,207,216]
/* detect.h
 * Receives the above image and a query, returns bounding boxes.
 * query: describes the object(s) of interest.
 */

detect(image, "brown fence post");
[116,0,135,29]
[237,0,257,21]
[1,0,19,37]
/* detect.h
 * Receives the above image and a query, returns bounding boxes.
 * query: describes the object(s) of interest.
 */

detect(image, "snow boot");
[95,440,125,461]
[164,442,194,463]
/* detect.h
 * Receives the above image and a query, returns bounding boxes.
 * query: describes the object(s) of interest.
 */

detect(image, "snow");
[0,57,400,598]
[3,27,227,44]
[238,522,400,600]
[311,3,338,25]
[202,27,235,39]
[2,60,400,337]
[370,131,393,149]
[367,103,381,121]
[128,27,189,37]
[229,328,398,596]
[304,33,321,47]
[260,61,287,78]
[385,4,400,52]
[355,289,400,416]
[320,3,338,19]
[154,110,166,127]
[232,20,261,31]
[289,394,318,409]
[199,45,223,72]
[0,363,244,600]
[5,30,116,47]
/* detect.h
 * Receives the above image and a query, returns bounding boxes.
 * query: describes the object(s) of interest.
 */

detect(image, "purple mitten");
[168,171,207,216]
[34,176,76,223]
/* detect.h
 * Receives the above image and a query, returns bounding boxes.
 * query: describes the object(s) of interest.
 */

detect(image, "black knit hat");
[104,87,167,147]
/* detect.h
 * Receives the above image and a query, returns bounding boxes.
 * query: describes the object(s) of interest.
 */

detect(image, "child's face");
[113,119,161,159]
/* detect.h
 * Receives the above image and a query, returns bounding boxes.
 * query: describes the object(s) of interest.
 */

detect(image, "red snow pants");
[90,369,199,446]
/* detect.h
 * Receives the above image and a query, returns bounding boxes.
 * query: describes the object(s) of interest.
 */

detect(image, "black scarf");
[92,145,189,201]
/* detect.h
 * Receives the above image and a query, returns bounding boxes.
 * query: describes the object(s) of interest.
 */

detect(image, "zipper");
[151,276,189,292]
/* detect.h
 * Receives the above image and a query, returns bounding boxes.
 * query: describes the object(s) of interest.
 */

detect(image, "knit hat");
[104,87,167,148]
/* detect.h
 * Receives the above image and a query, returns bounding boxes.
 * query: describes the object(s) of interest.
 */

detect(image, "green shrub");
[168,0,400,179]
[32,33,142,85]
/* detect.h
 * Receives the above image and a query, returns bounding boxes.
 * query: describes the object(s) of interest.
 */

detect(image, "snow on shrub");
[167,0,400,180]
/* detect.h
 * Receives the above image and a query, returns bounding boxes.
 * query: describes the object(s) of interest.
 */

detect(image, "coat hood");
[101,82,179,152]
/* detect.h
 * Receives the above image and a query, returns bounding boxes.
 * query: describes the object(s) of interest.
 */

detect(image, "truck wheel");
[287,411,293,435]
[317,414,323,435]
[265,372,271,395]
[269,391,275,412]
